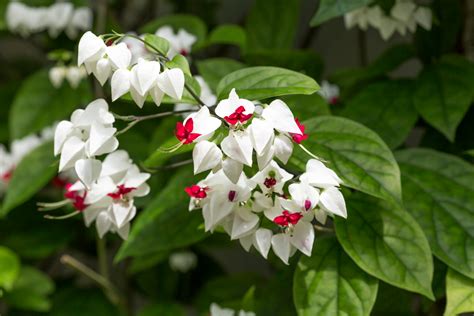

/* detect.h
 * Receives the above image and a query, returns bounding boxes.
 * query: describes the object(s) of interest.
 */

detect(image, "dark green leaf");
[216,66,319,101]
[129,250,170,274]
[116,168,207,260]
[396,148,474,279]
[291,116,402,203]
[310,0,372,26]
[0,246,20,291]
[335,194,434,299]
[445,268,474,316]
[246,0,300,49]
[414,56,474,141]
[138,303,186,316]
[282,93,331,118]
[144,138,193,168]
[50,287,119,316]
[196,58,246,92]
[9,69,92,140]
[342,80,418,148]
[371,282,416,316]
[1,142,57,216]
[294,237,379,316]
[4,266,54,312]
[207,24,247,50]
[143,33,170,56]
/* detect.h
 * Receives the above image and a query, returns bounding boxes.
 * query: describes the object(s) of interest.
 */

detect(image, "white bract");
[6,2,92,39]
[169,251,198,273]
[54,99,118,188]
[78,31,186,108]
[318,80,340,105]
[344,0,432,40]
[155,26,197,58]
[49,66,87,89]
[210,303,255,316]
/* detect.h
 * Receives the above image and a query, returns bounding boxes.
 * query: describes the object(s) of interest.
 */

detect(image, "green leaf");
[116,168,207,261]
[1,142,57,216]
[0,246,20,291]
[445,269,474,316]
[196,58,246,92]
[129,250,170,274]
[9,69,92,139]
[395,148,474,279]
[334,194,434,299]
[244,49,324,80]
[310,0,372,26]
[50,287,119,316]
[140,14,207,48]
[4,266,54,312]
[294,237,379,316]
[414,56,474,141]
[371,282,416,316]
[144,138,193,168]
[282,93,331,118]
[166,54,191,76]
[207,24,247,50]
[290,116,402,203]
[143,33,170,56]
[138,303,186,316]
[246,0,300,49]
[342,80,418,148]
[216,66,319,101]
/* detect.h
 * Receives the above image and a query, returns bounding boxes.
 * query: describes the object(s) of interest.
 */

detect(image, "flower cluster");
[345,0,432,40]
[182,90,347,264]
[78,32,185,108]
[1,125,54,194]
[318,80,340,105]
[6,2,92,39]
[49,65,87,89]
[52,98,150,239]
[155,26,197,58]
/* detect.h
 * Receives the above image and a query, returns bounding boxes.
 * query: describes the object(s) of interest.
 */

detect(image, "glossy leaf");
[0,246,20,291]
[334,194,434,299]
[342,80,418,148]
[246,0,300,49]
[1,142,57,216]
[216,66,319,101]
[3,266,54,312]
[396,148,474,278]
[144,137,194,168]
[282,93,331,118]
[414,56,474,141]
[310,0,372,26]
[196,58,245,91]
[166,54,191,76]
[143,33,170,56]
[291,116,402,203]
[294,237,379,316]
[9,69,91,139]
[207,24,246,50]
[116,168,207,260]
[445,268,474,316]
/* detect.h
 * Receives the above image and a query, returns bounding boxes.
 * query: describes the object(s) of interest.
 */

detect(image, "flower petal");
[157,68,185,100]
[271,233,291,265]
[111,68,131,101]
[319,187,347,218]
[74,158,102,189]
[253,228,272,259]
[262,99,300,134]
[193,141,222,174]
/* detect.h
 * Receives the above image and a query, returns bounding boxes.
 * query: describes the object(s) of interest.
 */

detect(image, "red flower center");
[185,185,208,199]
[290,118,308,144]
[304,199,312,211]
[108,184,136,200]
[273,210,303,227]
[329,96,339,105]
[228,190,237,202]
[224,106,253,125]
[179,49,188,56]
[1,169,13,182]
[264,177,277,188]
[64,183,88,211]
[175,118,202,144]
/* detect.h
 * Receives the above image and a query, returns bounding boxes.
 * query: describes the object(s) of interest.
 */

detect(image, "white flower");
[176,107,222,144]
[210,303,255,316]
[169,251,197,273]
[300,159,343,188]
[215,89,255,126]
[318,80,340,105]
[193,141,222,174]
[251,160,293,194]
[66,66,86,89]
[46,2,74,38]
[78,31,107,67]
[49,66,67,88]
[155,26,197,58]
[66,7,93,39]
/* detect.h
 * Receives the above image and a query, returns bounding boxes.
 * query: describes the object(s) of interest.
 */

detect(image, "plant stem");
[96,236,109,281]
[61,254,121,305]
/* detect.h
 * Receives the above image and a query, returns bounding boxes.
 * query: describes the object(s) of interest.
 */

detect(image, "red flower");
[175,118,201,144]
[1,169,13,182]
[179,49,189,56]
[108,184,136,200]
[264,177,277,188]
[64,183,88,211]
[185,185,208,199]
[224,106,253,125]
[273,210,303,227]
[290,118,308,144]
